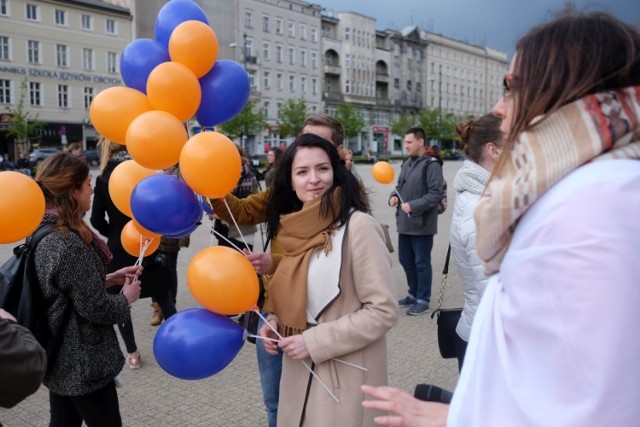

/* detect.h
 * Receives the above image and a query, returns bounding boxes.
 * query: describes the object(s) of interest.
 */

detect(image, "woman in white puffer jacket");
[449,114,503,371]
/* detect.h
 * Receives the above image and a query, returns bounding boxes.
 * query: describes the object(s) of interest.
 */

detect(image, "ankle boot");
[150,302,163,326]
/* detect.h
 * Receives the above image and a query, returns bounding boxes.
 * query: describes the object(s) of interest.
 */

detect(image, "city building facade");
[0,0,131,158]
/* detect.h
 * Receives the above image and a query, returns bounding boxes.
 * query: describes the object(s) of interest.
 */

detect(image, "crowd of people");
[1,10,639,427]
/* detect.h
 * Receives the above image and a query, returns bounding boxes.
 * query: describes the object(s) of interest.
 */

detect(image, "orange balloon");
[126,110,188,170]
[372,161,395,184]
[169,20,219,78]
[146,62,201,122]
[121,220,159,257]
[187,246,259,315]
[108,160,155,217]
[89,86,152,144]
[180,131,242,198]
[132,219,160,240]
[0,172,45,244]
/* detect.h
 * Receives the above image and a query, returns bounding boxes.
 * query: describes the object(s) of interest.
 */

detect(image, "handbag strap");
[433,244,451,313]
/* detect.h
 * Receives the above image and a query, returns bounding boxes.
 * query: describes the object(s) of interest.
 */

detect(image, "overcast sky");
[317,0,640,57]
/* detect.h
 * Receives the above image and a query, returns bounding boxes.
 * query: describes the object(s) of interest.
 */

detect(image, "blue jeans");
[398,234,434,303]
[256,314,283,427]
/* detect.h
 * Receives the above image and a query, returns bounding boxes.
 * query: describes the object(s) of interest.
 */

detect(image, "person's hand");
[389,196,399,207]
[279,334,309,360]
[0,308,16,322]
[400,202,412,214]
[243,249,273,275]
[258,318,280,356]
[361,385,449,427]
[105,265,143,288]
[122,275,142,304]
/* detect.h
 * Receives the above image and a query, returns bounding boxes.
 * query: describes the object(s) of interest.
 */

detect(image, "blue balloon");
[130,175,201,236]
[196,60,250,127]
[163,216,201,239]
[196,193,213,214]
[154,0,209,49]
[120,39,170,94]
[153,309,245,380]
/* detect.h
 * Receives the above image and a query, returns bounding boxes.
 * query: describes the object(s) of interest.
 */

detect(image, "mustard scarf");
[475,86,640,274]
[265,190,342,337]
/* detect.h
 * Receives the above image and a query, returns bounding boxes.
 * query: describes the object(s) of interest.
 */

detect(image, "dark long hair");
[507,12,640,146]
[35,152,92,243]
[264,133,367,241]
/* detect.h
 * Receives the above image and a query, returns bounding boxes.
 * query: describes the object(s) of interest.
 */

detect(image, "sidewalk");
[0,161,465,426]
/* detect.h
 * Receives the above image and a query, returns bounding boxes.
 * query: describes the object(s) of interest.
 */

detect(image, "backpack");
[0,224,53,349]
[232,165,258,200]
[424,156,447,215]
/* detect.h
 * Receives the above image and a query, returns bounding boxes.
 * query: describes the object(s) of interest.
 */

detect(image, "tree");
[417,108,441,142]
[2,77,42,155]
[334,103,365,144]
[277,98,307,137]
[218,99,267,140]
[390,112,417,137]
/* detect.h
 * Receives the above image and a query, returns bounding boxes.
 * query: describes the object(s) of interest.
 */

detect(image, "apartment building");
[0,0,132,157]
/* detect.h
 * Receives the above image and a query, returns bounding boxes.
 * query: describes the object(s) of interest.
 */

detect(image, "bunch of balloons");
[86,0,259,380]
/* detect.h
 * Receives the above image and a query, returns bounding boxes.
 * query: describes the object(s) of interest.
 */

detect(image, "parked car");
[29,148,61,165]
[84,149,100,167]
[443,151,465,161]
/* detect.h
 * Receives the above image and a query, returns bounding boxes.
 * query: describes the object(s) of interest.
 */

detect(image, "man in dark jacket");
[0,309,47,408]
[389,127,444,315]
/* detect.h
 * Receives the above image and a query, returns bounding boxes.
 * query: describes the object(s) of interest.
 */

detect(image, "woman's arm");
[209,189,271,225]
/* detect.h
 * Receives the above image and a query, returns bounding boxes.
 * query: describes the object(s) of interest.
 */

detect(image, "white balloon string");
[254,311,339,402]
[333,358,368,372]
[394,187,411,217]
[210,228,244,253]
[247,334,280,343]
[223,198,252,254]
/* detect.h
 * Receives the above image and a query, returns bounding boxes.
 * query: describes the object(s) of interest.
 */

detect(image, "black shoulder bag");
[430,245,462,359]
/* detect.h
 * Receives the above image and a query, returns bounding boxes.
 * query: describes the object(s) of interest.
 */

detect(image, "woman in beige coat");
[258,133,398,426]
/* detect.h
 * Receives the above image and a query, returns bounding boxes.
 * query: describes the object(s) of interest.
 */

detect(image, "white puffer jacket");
[450,160,490,342]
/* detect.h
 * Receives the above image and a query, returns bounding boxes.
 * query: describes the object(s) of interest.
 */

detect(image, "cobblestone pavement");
[0,160,465,426]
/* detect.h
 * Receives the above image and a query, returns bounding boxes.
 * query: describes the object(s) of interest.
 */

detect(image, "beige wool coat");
[272,211,399,427]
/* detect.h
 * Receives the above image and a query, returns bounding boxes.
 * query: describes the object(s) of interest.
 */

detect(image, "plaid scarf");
[265,189,342,337]
[475,86,640,274]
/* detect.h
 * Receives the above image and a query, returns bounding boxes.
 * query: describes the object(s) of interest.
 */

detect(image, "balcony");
[323,64,341,75]
[323,92,344,102]
[375,73,389,83]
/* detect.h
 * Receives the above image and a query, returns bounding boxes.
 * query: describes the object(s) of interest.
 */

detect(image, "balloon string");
[210,228,245,253]
[119,237,152,295]
[254,311,339,403]
[223,198,252,254]
[394,187,411,218]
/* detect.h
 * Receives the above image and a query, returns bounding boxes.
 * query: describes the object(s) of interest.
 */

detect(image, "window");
[245,11,252,28]
[345,54,351,69]
[0,0,8,16]
[407,46,412,59]
[312,78,317,95]
[56,44,68,67]
[26,3,38,21]
[0,79,11,104]
[287,22,294,38]
[263,71,270,89]
[300,49,307,67]
[57,84,69,108]
[311,51,317,69]
[106,19,116,35]
[262,15,269,32]
[0,36,9,60]
[262,42,270,60]
[248,70,256,88]
[288,47,294,65]
[83,48,94,70]
[29,82,41,106]
[345,28,350,41]
[276,45,283,63]
[311,27,318,43]
[27,40,40,64]
[300,24,307,40]
[244,38,253,57]
[84,87,94,109]
[276,18,283,35]
[345,79,350,94]
[277,73,283,90]
[81,14,93,31]
[263,101,269,117]
[107,52,117,73]
[289,75,295,92]
[300,76,306,93]
[54,9,66,26]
